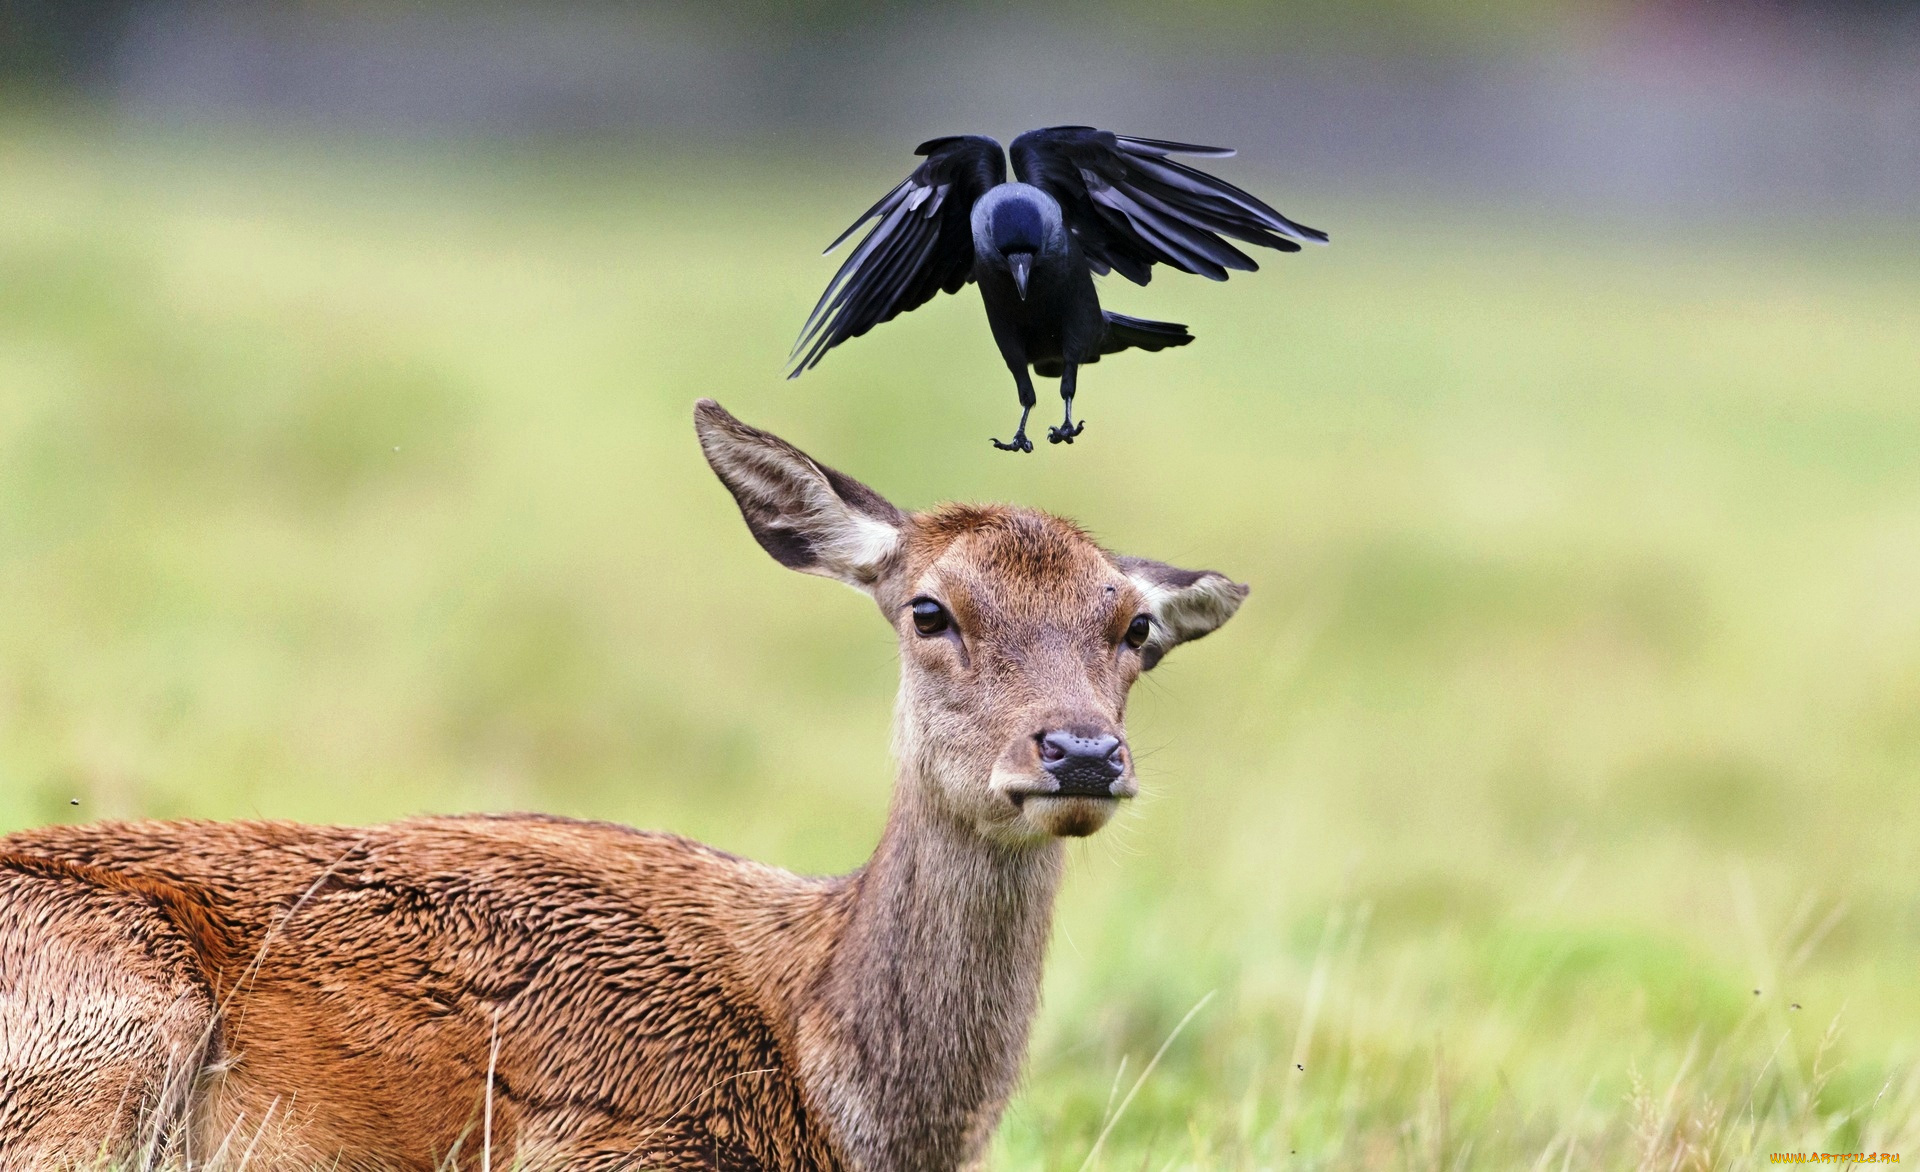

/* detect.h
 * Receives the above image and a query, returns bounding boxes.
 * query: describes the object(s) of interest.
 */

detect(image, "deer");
[0,400,1247,1171]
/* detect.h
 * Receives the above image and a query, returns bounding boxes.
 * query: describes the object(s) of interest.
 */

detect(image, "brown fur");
[0,402,1246,1171]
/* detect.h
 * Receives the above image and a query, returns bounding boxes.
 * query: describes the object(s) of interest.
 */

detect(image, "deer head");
[695,400,1246,846]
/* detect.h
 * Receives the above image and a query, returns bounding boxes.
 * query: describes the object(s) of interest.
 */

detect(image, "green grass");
[3,118,1918,1169]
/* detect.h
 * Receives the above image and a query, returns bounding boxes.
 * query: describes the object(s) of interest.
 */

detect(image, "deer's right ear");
[694,399,906,594]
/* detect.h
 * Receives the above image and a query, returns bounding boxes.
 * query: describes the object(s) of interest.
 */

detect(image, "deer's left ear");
[1115,556,1249,670]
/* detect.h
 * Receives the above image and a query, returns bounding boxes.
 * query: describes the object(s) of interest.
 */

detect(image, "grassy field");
[2,118,1917,1169]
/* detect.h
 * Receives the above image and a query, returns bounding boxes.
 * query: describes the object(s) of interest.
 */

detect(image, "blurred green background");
[3,2,1919,1164]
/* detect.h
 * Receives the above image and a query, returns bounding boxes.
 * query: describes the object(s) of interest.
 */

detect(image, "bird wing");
[789,135,1006,376]
[1009,126,1325,285]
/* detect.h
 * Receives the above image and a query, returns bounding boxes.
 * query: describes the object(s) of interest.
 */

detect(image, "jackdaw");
[789,127,1326,452]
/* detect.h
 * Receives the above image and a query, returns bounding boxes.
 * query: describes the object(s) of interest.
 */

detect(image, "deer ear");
[1115,556,1249,670]
[695,399,905,593]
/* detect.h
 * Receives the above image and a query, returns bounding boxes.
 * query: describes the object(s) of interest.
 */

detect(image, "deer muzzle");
[1037,730,1126,796]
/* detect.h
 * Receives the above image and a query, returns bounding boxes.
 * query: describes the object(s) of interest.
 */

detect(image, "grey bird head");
[971,184,1065,301]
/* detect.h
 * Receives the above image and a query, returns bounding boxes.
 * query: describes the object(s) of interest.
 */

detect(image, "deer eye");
[909,598,951,637]
[1125,614,1153,650]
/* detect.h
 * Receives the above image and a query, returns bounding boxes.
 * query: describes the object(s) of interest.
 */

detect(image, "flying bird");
[789,126,1326,452]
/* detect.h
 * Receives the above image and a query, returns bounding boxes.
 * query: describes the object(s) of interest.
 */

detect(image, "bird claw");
[1047,421,1085,444]
[991,433,1034,453]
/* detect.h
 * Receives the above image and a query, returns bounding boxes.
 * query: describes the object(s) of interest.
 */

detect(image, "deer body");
[0,402,1245,1171]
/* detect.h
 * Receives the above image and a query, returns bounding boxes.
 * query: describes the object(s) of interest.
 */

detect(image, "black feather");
[790,135,1005,376]
[1010,126,1324,288]
[1100,311,1194,356]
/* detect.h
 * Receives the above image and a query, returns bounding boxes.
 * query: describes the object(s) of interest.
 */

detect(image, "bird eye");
[909,598,951,637]
[1125,614,1153,650]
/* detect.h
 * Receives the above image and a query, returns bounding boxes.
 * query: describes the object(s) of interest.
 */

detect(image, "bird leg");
[992,367,1038,453]
[991,405,1034,453]
[1048,363,1084,444]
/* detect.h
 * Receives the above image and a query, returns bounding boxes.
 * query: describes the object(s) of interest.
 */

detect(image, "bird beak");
[1007,252,1033,301]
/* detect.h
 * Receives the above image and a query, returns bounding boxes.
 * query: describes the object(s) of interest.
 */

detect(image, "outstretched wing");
[1009,126,1325,285]
[789,135,1005,376]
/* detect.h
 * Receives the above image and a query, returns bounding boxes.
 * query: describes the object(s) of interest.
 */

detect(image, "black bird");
[789,127,1326,452]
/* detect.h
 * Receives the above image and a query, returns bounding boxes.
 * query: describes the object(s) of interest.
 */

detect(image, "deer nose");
[1038,730,1126,795]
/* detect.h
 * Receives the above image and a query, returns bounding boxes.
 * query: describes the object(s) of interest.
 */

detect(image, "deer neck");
[803,778,1064,1171]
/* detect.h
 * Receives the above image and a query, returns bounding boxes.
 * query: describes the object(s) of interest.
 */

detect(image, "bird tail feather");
[1099,312,1195,357]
